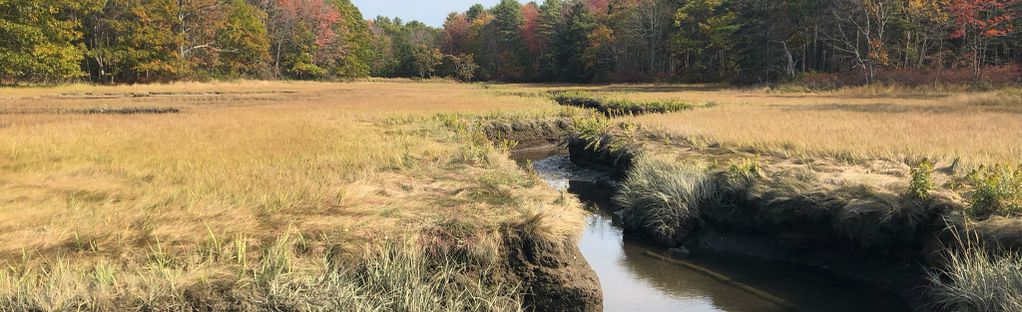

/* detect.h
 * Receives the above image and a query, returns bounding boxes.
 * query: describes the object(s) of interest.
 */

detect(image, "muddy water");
[512,148,910,312]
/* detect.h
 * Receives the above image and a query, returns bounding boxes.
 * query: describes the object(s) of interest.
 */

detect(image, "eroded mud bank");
[483,118,603,312]
[564,133,1022,310]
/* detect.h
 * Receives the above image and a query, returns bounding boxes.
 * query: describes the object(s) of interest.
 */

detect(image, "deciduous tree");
[0,0,100,83]
[949,0,1018,78]
[216,0,272,77]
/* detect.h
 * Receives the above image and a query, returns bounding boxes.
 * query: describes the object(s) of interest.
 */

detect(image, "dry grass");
[0,81,584,309]
[491,84,1022,166]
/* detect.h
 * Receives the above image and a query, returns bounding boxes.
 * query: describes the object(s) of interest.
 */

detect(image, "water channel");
[512,148,910,312]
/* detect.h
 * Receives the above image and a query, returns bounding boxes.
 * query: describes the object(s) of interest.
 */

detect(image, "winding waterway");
[512,148,910,312]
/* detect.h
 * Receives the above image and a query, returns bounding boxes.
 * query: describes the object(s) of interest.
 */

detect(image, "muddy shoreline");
[488,118,927,310]
[487,117,1022,311]
[563,135,935,309]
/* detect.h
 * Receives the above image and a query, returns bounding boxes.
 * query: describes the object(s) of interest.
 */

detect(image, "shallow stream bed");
[512,148,910,312]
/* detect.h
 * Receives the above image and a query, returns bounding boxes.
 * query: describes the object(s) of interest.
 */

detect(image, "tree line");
[2,0,1020,85]
[1,0,371,84]
[370,0,1021,85]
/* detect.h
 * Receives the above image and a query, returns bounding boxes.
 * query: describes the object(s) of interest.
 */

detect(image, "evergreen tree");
[467,3,487,21]
[490,0,527,80]
[552,1,596,82]
[537,0,564,81]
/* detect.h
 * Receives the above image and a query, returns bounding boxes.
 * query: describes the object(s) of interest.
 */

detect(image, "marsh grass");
[0,107,181,115]
[927,227,1022,312]
[0,237,523,312]
[614,156,716,244]
[0,81,585,311]
[551,91,694,116]
[484,84,1022,166]
[958,89,1022,108]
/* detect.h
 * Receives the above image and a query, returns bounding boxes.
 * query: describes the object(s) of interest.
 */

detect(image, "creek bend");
[512,147,910,312]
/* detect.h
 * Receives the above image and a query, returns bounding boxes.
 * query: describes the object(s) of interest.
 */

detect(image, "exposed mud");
[483,119,603,311]
[498,226,603,312]
[483,118,571,148]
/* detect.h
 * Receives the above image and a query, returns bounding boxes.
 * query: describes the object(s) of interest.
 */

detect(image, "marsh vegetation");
[2,81,1022,311]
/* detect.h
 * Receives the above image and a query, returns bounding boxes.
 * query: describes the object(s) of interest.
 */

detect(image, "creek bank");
[487,115,1022,311]
[481,118,604,312]
[565,133,955,308]
[483,118,571,148]
[497,227,603,312]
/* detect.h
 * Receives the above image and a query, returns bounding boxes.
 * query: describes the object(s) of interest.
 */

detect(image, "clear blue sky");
[352,0,502,27]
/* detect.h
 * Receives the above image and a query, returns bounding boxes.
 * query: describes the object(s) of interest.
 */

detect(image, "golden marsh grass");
[0,81,580,266]
[491,84,1022,166]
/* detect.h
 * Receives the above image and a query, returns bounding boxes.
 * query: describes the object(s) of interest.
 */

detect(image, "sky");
[352,0,502,27]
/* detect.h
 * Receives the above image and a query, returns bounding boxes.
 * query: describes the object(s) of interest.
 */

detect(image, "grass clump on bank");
[927,230,1022,312]
[551,91,694,116]
[614,156,715,244]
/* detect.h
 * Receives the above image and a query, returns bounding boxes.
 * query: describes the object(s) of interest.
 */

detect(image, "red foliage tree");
[522,2,542,54]
[948,0,1018,77]
[267,0,344,78]
[442,13,471,54]
[275,0,340,49]
[586,0,611,15]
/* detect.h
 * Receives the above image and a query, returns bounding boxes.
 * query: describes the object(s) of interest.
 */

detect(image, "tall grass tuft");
[927,229,1022,312]
[614,156,715,244]
[262,245,522,312]
[570,115,612,151]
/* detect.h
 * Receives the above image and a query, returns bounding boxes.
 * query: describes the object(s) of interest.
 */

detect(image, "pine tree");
[490,0,527,80]
[551,1,596,82]
[537,0,564,81]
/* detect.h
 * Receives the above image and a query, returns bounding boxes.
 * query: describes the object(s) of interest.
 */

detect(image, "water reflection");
[574,181,792,312]
[516,151,910,312]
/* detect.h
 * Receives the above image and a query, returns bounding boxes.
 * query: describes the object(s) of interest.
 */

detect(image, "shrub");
[569,114,611,151]
[909,158,935,201]
[966,164,1022,219]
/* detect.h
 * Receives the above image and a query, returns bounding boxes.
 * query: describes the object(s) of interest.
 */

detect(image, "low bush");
[909,158,935,201]
[786,65,1022,91]
[966,164,1022,219]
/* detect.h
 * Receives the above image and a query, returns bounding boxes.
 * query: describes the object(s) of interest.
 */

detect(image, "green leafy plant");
[570,115,611,151]
[909,158,935,201]
[966,164,1022,218]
